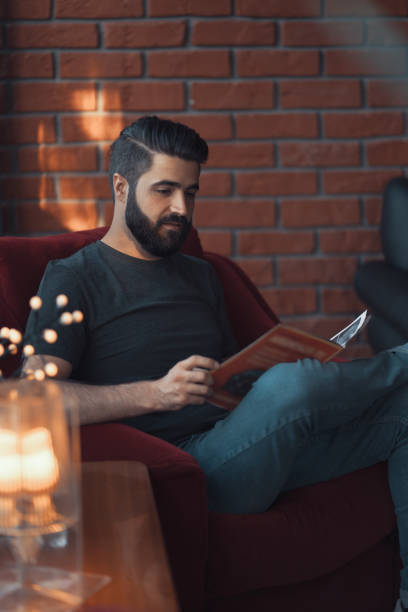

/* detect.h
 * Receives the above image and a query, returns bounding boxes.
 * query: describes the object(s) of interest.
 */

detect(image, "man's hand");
[151,355,220,412]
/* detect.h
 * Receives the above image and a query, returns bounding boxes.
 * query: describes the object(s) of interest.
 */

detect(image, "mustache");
[157,214,190,228]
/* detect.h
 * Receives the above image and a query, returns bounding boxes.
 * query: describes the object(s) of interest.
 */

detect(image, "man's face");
[125,153,200,258]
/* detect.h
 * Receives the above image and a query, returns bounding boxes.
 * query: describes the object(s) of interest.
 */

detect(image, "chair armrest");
[80,423,208,612]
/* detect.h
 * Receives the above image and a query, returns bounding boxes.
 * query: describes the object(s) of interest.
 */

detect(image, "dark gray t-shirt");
[24,241,238,444]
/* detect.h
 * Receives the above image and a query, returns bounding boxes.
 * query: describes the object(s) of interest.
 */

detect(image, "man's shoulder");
[47,241,100,274]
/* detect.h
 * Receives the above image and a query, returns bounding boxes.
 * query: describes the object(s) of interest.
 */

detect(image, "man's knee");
[253,358,331,412]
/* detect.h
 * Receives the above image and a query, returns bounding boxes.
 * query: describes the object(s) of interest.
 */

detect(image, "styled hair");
[108,115,209,197]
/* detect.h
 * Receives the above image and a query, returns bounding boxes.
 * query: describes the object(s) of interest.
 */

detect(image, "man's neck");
[101,227,161,261]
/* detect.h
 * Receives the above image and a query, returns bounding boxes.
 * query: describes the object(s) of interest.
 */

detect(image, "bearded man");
[23,116,408,612]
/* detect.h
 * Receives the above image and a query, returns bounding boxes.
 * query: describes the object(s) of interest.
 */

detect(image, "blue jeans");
[177,346,408,600]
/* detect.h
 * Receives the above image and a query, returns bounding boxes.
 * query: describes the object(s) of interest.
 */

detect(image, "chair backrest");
[0,226,278,376]
[382,177,408,271]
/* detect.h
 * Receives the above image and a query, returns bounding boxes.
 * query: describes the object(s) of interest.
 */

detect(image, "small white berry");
[23,344,35,357]
[34,369,46,381]
[8,344,17,355]
[72,310,84,323]
[29,296,43,310]
[42,329,58,344]
[44,362,58,378]
[60,312,73,326]
[56,294,69,308]
[0,327,10,339]
[8,329,22,345]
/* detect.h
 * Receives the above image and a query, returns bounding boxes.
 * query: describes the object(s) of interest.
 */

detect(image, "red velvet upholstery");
[0,227,400,612]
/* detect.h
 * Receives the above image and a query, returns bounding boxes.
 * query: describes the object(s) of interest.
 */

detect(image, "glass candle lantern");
[0,379,109,611]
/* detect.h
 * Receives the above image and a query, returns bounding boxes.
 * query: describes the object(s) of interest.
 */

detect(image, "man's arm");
[21,354,220,425]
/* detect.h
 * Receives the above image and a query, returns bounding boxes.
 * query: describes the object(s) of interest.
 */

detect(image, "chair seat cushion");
[206,463,396,597]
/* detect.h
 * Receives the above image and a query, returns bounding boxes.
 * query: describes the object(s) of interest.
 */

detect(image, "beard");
[125,190,191,257]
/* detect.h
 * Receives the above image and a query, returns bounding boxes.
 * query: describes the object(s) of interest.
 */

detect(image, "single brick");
[105,21,186,48]
[0,116,56,144]
[237,171,317,196]
[199,172,232,196]
[238,230,315,255]
[19,146,98,173]
[236,113,319,139]
[280,142,360,168]
[323,111,403,138]
[149,0,231,15]
[261,288,317,316]
[236,0,321,17]
[191,82,274,110]
[148,50,230,78]
[208,143,275,168]
[234,258,274,285]
[282,21,363,46]
[320,229,381,253]
[3,0,51,19]
[367,80,408,107]
[194,199,276,227]
[62,115,132,142]
[237,50,319,77]
[367,20,408,44]
[280,80,361,109]
[8,23,98,48]
[198,231,232,255]
[326,49,407,76]
[279,257,357,284]
[103,82,185,111]
[60,176,111,199]
[15,202,99,233]
[365,197,382,225]
[13,83,97,112]
[55,0,143,18]
[60,53,142,78]
[281,197,360,227]
[323,170,402,194]
[366,140,408,166]
[1,53,53,79]
[325,0,407,17]
[0,176,55,199]
[192,19,275,46]
[322,288,366,314]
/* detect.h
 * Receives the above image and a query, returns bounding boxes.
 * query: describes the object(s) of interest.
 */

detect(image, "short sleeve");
[23,261,87,370]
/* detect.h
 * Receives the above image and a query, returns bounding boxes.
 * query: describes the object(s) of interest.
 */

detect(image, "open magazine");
[210,310,371,411]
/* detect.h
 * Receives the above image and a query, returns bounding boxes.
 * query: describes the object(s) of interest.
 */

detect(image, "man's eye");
[156,189,171,195]
[186,191,196,199]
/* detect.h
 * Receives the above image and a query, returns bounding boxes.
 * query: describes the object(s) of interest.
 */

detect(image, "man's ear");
[113,173,129,204]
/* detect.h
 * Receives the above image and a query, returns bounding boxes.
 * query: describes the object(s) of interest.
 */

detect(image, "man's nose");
[170,191,188,215]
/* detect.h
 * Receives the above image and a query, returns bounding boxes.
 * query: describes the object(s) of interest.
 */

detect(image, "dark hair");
[108,115,208,197]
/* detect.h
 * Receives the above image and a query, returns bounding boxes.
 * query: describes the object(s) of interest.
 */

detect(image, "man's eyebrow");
[151,180,199,191]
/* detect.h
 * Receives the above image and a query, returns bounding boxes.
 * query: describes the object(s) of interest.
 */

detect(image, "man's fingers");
[189,369,214,385]
[184,355,220,371]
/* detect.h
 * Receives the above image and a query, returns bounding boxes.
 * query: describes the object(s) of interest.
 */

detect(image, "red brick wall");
[2,0,408,355]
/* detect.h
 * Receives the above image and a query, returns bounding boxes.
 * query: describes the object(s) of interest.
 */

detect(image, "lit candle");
[21,427,59,493]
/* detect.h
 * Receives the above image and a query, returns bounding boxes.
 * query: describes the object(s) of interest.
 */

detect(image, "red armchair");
[0,227,400,612]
